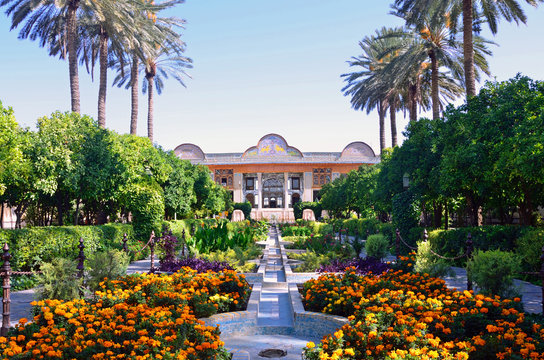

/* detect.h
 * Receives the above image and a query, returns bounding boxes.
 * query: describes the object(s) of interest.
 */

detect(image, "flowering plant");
[0,268,250,359]
[302,269,544,360]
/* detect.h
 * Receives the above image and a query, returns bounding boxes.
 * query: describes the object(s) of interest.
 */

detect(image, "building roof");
[174,134,380,165]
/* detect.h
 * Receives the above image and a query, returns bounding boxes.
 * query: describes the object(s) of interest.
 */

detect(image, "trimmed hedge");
[427,226,530,264]
[0,224,139,271]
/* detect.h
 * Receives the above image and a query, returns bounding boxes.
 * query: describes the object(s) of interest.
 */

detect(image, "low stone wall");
[201,311,258,337]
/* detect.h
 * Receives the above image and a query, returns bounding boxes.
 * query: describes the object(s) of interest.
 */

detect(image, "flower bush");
[0,268,250,359]
[317,257,391,275]
[159,256,233,273]
[302,269,544,360]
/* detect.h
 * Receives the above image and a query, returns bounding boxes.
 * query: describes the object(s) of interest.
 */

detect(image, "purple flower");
[159,257,233,273]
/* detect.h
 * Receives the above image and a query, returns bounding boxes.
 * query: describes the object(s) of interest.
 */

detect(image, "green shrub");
[199,244,262,273]
[281,226,312,237]
[86,249,130,293]
[414,240,453,278]
[37,258,83,300]
[467,249,521,298]
[232,202,252,220]
[515,228,544,273]
[365,234,389,260]
[289,251,331,272]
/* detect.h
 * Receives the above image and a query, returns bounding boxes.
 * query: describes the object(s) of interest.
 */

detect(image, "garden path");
[222,225,319,359]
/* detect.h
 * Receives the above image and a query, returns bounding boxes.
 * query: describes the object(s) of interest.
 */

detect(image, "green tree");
[160,149,196,219]
[0,101,22,196]
[30,111,97,225]
[320,177,348,219]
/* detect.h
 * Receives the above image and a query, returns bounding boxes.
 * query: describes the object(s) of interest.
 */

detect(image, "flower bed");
[0,268,251,359]
[302,268,544,360]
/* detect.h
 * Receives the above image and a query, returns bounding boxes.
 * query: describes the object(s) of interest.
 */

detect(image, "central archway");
[262,178,283,208]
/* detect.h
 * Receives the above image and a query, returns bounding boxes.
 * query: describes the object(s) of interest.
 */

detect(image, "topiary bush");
[365,234,389,260]
[467,249,522,298]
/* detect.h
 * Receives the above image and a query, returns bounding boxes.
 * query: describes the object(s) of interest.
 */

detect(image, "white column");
[233,173,243,203]
[303,172,313,202]
[284,172,289,209]
[257,173,262,209]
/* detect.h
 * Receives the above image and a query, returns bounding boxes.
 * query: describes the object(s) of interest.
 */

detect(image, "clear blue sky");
[1,0,543,154]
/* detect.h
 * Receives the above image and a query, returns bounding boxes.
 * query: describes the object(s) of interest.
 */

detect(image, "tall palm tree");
[342,27,408,153]
[393,0,542,98]
[112,4,187,135]
[1,0,83,112]
[142,48,192,142]
[384,9,492,120]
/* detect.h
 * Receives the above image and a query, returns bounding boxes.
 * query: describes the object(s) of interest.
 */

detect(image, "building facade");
[174,134,379,221]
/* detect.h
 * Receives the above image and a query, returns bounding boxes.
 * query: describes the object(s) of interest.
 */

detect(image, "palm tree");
[142,48,192,142]
[112,4,187,135]
[1,0,83,112]
[393,0,542,98]
[384,9,492,119]
[342,27,409,153]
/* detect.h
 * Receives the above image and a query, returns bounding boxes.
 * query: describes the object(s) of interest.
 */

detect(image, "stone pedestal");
[232,209,245,222]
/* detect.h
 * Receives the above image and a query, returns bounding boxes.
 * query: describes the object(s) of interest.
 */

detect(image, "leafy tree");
[73,128,125,224]
[0,101,22,196]
[30,111,97,225]
[160,149,195,219]
[320,177,348,219]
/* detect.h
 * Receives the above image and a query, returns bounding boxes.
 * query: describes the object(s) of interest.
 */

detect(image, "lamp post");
[402,173,410,189]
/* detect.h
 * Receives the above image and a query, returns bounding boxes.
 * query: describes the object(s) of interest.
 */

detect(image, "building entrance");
[262,178,283,208]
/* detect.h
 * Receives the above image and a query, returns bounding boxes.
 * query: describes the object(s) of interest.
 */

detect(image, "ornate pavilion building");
[174,134,379,221]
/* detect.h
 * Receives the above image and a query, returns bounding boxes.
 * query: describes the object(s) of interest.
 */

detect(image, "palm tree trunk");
[147,76,154,142]
[378,100,386,153]
[463,0,476,97]
[390,100,397,147]
[430,49,440,120]
[409,84,418,122]
[98,29,108,128]
[67,0,80,113]
[130,53,139,135]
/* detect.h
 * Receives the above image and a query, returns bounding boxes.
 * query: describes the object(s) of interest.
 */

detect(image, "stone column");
[284,172,289,209]
[233,173,243,203]
[303,172,313,202]
[257,173,262,209]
